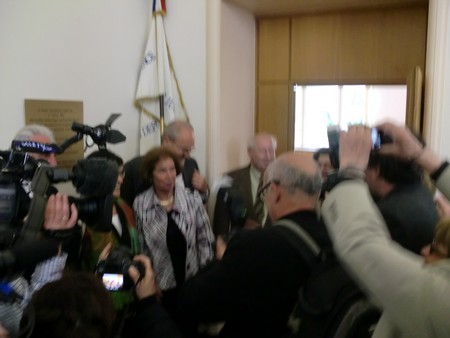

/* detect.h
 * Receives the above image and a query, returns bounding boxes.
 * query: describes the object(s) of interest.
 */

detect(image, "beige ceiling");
[224,0,428,16]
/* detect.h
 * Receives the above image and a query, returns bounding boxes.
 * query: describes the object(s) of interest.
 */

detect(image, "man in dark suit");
[120,120,209,206]
[178,152,328,338]
[213,133,277,242]
[365,150,438,254]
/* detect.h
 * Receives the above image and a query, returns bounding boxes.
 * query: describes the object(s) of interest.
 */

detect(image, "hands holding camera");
[338,126,373,172]
[44,193,78,231]
[339,122,443,175]
[128,255,157,300]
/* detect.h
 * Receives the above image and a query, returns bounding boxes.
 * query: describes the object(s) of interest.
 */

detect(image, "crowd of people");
[0,119,449,338]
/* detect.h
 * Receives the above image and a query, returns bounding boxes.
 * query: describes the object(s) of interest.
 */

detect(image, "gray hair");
[247,133,277,150]
[265,158,323,196]
[162,120,193,142]
[14,124,56,143]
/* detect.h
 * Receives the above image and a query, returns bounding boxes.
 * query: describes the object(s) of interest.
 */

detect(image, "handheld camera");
[96,246,145,291]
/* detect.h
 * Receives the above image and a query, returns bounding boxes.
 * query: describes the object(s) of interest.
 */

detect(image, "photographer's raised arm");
[376,122,443,173]
[377,122,450,198]
[321,125,450,337]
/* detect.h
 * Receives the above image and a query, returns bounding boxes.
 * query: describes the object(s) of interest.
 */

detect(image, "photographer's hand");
[192,170,209,193]
[377,122,442,173]
[44,193,78,230]
[339,126,372,171]
[129,255,157,300]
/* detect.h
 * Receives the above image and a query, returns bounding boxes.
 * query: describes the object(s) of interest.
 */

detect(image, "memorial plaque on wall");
[25,99,83,169]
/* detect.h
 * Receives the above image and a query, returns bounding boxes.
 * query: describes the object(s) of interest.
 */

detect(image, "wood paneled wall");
[256,5,428,153]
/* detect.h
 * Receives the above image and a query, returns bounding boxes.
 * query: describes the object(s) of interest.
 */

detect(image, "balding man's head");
[162,120,194,163]
[262,152,322,220]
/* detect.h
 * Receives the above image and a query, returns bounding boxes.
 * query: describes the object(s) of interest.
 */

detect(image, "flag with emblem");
[135,0,189,154]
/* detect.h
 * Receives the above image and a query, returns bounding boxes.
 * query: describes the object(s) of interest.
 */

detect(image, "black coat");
[178,210,331,338]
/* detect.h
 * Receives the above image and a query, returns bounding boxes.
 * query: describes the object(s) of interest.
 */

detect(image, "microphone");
[213,176,248,229]
[71,122,126,146]
[72,159,119,197]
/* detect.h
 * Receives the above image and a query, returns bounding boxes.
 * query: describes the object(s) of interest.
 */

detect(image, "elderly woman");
[133,146,214,324]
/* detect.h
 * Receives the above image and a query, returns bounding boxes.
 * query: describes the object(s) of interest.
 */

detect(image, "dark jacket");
[376,182,438,254]
[213,165,271,239]
[121,296,182,338]
[178,210,331,338]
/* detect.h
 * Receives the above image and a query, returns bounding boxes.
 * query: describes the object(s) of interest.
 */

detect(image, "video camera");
[214,183,248,241]
[323,125,392,195]
[0,117,126,276]
[0,151,37,245]
[96,246,145,291]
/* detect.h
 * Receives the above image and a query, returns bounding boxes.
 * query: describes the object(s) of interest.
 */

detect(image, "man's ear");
[375,165,381,177]
[272,183,282,203]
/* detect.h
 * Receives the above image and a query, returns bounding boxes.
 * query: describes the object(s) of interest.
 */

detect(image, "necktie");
[253,175,264,225]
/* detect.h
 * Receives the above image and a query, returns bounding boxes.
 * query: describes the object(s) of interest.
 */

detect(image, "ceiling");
[224,0,428,17]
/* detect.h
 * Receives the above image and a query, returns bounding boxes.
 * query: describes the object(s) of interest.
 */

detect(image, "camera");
[0,151,40,249]
[327,125,391,168]
[371,128,387,150]
[96,246,145,291]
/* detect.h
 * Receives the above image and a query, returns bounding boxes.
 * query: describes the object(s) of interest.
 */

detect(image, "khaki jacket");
[322,168,450,338]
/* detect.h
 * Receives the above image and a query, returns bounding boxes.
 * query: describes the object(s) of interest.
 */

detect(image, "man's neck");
[273,200,318,221]
[376,180,395,199]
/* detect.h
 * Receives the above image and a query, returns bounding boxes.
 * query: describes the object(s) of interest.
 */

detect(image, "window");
[294,85,407,150]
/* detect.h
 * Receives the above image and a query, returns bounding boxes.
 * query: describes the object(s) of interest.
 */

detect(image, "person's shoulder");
[175,184,203,207]
[124,156,143,168]
[226,165,251,178]
[230,226,289,248]
[134,187,154,205]
[184,157,199,169]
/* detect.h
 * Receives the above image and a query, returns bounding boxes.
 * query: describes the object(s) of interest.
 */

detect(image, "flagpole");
[159,94,165,142]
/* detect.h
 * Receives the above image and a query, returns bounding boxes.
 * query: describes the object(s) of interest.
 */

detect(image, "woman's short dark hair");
[28,271,116,338]
[140,146,181,184]
[87,149,123,167]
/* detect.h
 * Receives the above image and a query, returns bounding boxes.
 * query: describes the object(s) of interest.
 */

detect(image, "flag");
[135,0,188,154]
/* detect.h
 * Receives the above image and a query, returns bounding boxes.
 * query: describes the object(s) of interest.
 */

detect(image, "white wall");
[425,0,450,160]
[0,0,207,172]
[206,0,255,186]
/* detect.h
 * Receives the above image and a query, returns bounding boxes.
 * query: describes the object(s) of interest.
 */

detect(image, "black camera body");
[327,126,391,169]
[0,151,40,249]
[96,246,145,291]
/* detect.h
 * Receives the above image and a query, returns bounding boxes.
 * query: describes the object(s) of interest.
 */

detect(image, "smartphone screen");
[102,273,124,291]
[371,128,381,149]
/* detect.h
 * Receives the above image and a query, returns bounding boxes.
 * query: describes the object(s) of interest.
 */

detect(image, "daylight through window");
[293,85,407,150]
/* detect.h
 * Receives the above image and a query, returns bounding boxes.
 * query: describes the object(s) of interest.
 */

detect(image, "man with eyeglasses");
[178,152,330,338]
[321,124,450,337]
[120,120,209,206]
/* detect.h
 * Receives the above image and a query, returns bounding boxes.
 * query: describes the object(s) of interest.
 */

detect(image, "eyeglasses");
[175,144,195,155]
[257,180,280,202]
[429,239,448,258]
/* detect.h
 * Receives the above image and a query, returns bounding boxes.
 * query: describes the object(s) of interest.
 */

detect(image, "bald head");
[162,120,195,163]
[263,152,322,220]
